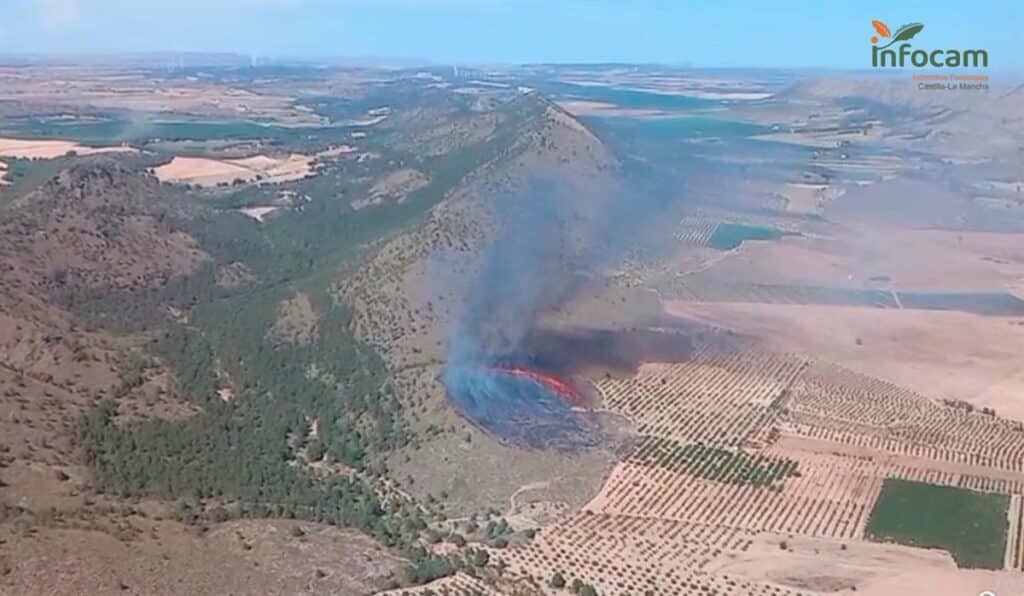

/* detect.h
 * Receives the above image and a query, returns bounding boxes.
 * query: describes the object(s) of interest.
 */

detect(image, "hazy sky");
[1,0,1020,68]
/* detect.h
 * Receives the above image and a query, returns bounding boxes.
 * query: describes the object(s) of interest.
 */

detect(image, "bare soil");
[667,302,1024,420]
[0,137,135,160]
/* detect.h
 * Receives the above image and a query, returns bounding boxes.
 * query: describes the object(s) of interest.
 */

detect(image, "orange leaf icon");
[872,20,891,37]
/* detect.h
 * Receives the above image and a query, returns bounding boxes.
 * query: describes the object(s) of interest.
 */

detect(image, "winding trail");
[509,481,551,513]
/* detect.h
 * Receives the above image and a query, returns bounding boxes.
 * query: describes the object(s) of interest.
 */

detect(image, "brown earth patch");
[0,137,135,160]
[272,293,320,346]
[666,301,1024,421]
[152,154,314,188]
[0,517,405,596]
[352,168,430,210]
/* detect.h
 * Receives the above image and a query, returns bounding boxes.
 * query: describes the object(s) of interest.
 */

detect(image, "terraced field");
[596,349,808,446]
[780,362,1024,473]
[492,513,802,596]
[465,343,1024,594]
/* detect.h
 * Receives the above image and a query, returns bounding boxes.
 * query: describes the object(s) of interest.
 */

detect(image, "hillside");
[0,88,617,595]
[0,161,205,487]
[785,77,1024,158]
[338,94,623,514]
[4,59,1024,596]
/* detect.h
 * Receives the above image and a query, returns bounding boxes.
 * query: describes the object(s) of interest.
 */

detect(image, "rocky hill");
[341,94,618,368]
[0,160,207,469]
[337,94,623,516]
[0,88,613,594]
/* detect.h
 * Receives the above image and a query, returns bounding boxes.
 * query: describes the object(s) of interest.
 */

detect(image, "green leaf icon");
[892,22,924,41]
[879,22,924,48]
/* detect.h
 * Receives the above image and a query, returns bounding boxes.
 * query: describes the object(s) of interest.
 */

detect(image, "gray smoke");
[442,172,677,448]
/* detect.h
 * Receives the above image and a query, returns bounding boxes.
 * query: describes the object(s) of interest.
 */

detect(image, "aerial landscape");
[1,2,1023,595]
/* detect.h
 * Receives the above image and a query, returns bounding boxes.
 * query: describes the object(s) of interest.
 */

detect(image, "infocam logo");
[870,20,988,68]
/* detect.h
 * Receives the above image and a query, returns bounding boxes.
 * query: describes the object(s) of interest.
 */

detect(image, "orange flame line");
[493,365,587,406]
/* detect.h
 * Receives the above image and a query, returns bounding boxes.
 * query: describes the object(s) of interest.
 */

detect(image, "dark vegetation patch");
[672,280,1024,316]
[0,157,73,204]
[66,90,551,585]
[865,478,1008,569]
[536,80,715,111]
[587,115,767,141]
[698,283,897,307]
[633,437,798,487]
[897,291,1024,316]
[706,222,784,250]
[0,115,359,147]
[63,97,534,331]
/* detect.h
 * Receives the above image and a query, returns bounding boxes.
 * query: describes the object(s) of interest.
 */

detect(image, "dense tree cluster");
[68,91,556,587]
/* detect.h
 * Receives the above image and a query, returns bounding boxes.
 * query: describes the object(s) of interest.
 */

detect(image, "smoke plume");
[442,173,681,449]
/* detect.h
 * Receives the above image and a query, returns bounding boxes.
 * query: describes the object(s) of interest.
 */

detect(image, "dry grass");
[0,137,135,159]
[352,169,430,210]
[0,518,404,595]
[272,292,320,346]
[667,302,1024,420]
[152,153,314,188]
[378,572,491,595]
[0,66,325,125]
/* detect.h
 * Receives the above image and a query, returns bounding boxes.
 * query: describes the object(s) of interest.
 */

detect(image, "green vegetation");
[76,263,425,568]
[568,578,599,596]
[707,222,784,250]
[865,478,1009,569]
[149,325,219,406]
[78,279,441,581]
[639,438,797,486]
[588,114,766,141]
[0,157,73,205]
[0,116,358,147]
[539,80,714,111]
[74,282,434,555]
[67,89,553,587]
[896,291,1024,317]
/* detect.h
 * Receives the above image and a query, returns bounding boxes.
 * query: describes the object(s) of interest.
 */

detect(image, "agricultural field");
[705,223,785,251]
[492,512,797,596]
[665,301,1024,420]
[595,350,807,445]
[3,57,1024,596]
[0,63,589,594]
[477,340,1024,594]
[865,478,1009,569]
[380,64,1024,594]
[152,153,315,187]
[0,136,136,159]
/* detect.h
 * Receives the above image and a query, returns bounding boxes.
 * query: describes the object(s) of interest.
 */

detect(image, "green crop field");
[706,222,783,250]
[865,478,1009,569]
[638,438,798,487]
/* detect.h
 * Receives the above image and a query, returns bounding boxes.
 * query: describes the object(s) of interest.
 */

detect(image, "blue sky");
[0,0,1020,68]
